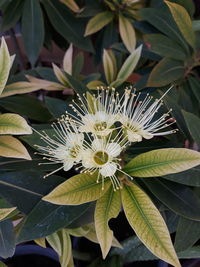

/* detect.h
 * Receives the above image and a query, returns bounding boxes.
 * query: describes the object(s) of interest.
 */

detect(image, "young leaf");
[63,44,73,74]
[103,49,117,84]
[52,63,69,86]
[43,173,111,205]
[121,183,180,267]
[0,38,11,95]
[59,0,80,13]
[124,148,200,177]
[0,113,32,135]
[84,11,114,36]
[46,229,72,267]
[119,14,136,53]
[147,58,185,87]
[110,45,142,87]
[0,135,31,160]
[34,237,46,248]
[0,207,16,222]
[165,1,195,49]
[95,187,121,259]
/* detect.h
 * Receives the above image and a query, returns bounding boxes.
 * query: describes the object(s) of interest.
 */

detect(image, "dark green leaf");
[147,58,185,87]
[188,76,200,105]
[42,0,93,52]
[0,219,15,259]
[0,171,65,214]
[142,178,200,221]
[17,201,92,243]
[175,217,200,252]
[64,72,88,95]
[177,246,200,258]
[45,96,68,118]
[22,0,44,66]
[72,52,84,77]
[0,95,52,122]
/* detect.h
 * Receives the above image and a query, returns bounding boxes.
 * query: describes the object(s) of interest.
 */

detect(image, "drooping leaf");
[175,217,200,252]
[121,183,180,267]
[0,220,15,259]
[0,38,11,95]
[119,14,136,53]
[0,136,31,160]
[95,187,121,258]
[143,178,200,220]
[22,0,44,66]
[0,113,32,135]
[182,110,200,147]
[147,58,185,87]
[84,11,114,36]
[124,148,200,177]
[165,1,195,49]
[43,173,111,205]
[46,229,72,267]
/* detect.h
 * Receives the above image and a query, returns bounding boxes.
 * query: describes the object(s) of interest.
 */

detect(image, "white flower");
[120,87,177,142]
[34,119,84,177]
[68,88,119,136]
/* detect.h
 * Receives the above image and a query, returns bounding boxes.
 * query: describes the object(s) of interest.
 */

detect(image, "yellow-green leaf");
[63,44,73,74]
[59,0,80,12]
[0,135,31,160]
[84,11,114,36]
[119,14,136,53]
[103,49,117,84]
[0,113,32,135]
[52,63,69,86]
[0,38,11,95]
[34,237,46,248]
[165,1,195,49]
[95,186,121,258]
[46,229,72,267]
[124,148,200,177]
[67,226,90,237]
[87,80,106,90]
[122,183,180,267]
[110,45,142,87]
[0,261,7,267]
[0,207,16,222]
[43,173,111,205]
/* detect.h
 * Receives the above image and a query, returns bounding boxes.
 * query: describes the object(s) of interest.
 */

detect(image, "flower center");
[94,122,107,131]
[93,151,109,165]
[69,145,80,158]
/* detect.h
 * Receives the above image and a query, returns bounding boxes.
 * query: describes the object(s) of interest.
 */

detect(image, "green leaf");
[124,148,200,177]
[0,207,17,222]
[119,14,136,53]
[121,183,180,267]
[111,45,142,87]
[177,246,200,259]
[0,38,11,95]
[182,110,200,147]
[165,1,195,49]
[46,229,72,267]
[84,11,114,36]
[145,34,186,60]
[34,237,46,248]
[143,178,200,221]
[64,72,88,95]
[43,173,111,205]
[45,96,68,118]
[192,20,200,32]
[188,76,200,104]
[175,217,200,252]
[0,261,7,267]
[0,220,15,259]
[95,187,121,259]
[147,57,185,87]
[42,0,93,52]
[22,0,44,66]
[103,49,117,84]
[0,113,32,135]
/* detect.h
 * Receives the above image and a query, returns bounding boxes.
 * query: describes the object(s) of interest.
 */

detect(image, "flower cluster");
[35,87,177,190]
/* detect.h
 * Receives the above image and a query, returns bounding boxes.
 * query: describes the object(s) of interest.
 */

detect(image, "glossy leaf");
[46,229,72,267]
[175,217,200,252]
[0,38,11,95]
[0,220,15,259]
[95,187,121,258]
[0,113,32,135]
[111,45,142,87]
[103,49,117,84]
[182,110,200,147]
[143,178,200,220]
[22,0,44,66]
[165,1,195,49]
[84,11,114,36]
[121,183,180,267]
[43,173,111,205]
[147,58,185,87]
[119,14,136,53]
[124,148,200,177]
[0,136,31,160]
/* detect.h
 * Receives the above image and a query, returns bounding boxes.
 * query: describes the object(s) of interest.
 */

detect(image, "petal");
[127,130,142,142]
[100,162,117,177]
[63,160,74,171]
[82,149,95,168]
[106,142,122,157]
[91,138,103,151]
